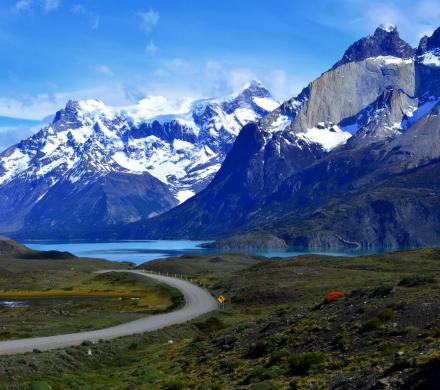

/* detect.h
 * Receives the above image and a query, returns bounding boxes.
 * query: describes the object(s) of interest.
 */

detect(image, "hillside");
[0,248,439,389]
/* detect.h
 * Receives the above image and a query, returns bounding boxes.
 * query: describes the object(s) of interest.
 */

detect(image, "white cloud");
[0,84,134,120]
[139,9,159,32]
[95,65,114,77]
[12,0,32,13]
[153,68,168,77]
[12,0,60,13]
[71,4,99,30]
[146,40,158,56]
[43,0,59,12]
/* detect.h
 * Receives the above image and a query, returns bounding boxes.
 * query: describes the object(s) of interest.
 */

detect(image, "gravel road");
[0,270,218,355]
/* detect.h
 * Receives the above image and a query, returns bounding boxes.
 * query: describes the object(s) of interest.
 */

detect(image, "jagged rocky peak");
[333,24,414,69]
[417,26,440,54]
[416,27,440,68]
[221,79,278,114]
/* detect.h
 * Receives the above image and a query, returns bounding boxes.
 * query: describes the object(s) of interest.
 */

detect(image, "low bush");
[161,379,186,390]
[220,358,239,372]
[370,284,395,298]
[398,275,436,287]
[266,350,288,367]
[377,308,395,322]
[288,352,326,375]
[361,317,382,332]
[247,341,271,358]
[195,316,225,333]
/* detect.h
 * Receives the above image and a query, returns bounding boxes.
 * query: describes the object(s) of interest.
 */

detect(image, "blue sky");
[1,0,440,149]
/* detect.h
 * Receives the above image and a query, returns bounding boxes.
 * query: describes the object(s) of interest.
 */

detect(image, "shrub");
[398,275,436,287]
[128,341,140,350]
[266,350,288,367]
[220,358,239,372]
[250,381,278,390]
[362,317,382,332]
[31,382,51,390]
[247,341,271,358]
[161,379,186,390]
[195,316,225,333]
[370,285,395,298]
[288,352,326,375]
[378,340,397,355]
[324,291,345,303]
[377,308,395,322]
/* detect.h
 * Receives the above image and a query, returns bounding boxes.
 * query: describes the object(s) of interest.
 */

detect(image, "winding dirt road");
[0,270,218,355]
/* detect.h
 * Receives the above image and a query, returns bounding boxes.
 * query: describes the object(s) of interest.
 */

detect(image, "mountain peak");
[333,25,414,69]
[376,23,397,33]
[417,26,440,55]
[221,80,278,114]
[242,79,264,89]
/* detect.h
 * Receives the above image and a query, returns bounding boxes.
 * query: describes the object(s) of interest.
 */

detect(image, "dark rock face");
[333,25,414,69]
[18,171,177,239]
[417,27,440,54]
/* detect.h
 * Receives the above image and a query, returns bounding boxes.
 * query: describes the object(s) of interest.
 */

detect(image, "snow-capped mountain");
[0,81,278,237]
[123,25,440,249]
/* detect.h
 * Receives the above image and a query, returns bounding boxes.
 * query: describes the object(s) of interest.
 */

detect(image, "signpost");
[217,295,225,309]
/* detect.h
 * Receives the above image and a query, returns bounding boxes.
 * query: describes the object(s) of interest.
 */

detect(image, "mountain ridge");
[111,25,440,249]
[0,82,278,237]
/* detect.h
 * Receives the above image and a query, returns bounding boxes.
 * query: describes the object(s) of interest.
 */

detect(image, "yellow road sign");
[217,295,225,304]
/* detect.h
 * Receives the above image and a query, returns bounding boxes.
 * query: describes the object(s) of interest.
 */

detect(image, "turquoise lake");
[23,240,375,265]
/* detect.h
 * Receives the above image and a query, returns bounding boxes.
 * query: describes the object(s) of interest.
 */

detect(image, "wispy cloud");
[362,1,438,42]
[139,9,159,32]
[144,58,306,101]
[12,0,32,13]
[43,0,59,12]
[71,3,99,30]
[146,40,158,56]
[95,65,114,77]
[12,0,60,13]
[317,0,440,45]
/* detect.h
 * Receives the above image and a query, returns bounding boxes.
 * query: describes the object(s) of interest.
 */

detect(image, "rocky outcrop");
[333,25,414,69]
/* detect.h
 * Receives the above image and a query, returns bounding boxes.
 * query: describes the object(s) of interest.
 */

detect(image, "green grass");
[0,246,440,388]
[0,242,183,340]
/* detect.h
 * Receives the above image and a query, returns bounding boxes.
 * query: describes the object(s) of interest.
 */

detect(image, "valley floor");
[0,249,439,388]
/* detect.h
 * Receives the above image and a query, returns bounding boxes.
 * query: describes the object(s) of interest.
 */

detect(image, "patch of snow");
[253,97,279,112]
[112,152,147,173]
[0,148,30,184]
[176,190,195,203]
[268,115,291,132]
[378,23,396,33]
[173,139,194,151]
[234,108,259,125]
[402,97,440,128]
[298,124,352,151]
[372,56,413,65]
[420,51,440,67]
